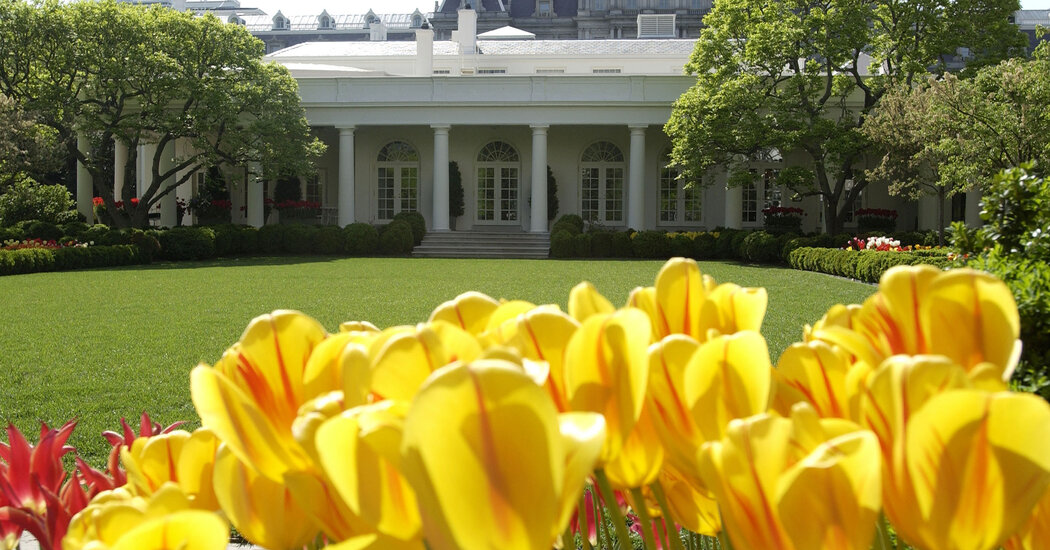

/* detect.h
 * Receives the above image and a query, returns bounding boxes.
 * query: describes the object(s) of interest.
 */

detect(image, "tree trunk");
[936,188,946,246]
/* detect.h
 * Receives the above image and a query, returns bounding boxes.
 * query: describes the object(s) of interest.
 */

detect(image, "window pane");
[659,167,677,222]
[477,167,495,221]
[500,167,518,221]
[742,182,757,223]
[378,167,394,220]
[605,168,623,222]
[400,167,418,212]
[581,168,599,221]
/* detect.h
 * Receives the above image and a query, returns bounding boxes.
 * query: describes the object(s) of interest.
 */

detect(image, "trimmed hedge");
[379,221,414,255]
[344,223,379,255]
[393,211,427,246]
[0,245,145,276]
[788,247,954,283]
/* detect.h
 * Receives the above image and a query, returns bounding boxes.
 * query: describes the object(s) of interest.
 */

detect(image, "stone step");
[413,231,550,259]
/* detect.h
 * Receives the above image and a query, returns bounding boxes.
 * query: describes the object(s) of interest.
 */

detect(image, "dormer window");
[227,15,245,26]
[272,12,289,30]
[365,11,378,28]
[537,0,552,16]
[411,14,423,27]
[318,11,333,29]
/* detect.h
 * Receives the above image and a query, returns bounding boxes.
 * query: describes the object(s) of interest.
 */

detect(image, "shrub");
[714,229,743,259]
[611,231,634,257]
[0,248,55,275]
[378,221,414,255]
[256,225,284,254]
[669,234,693,258]
[126,230,161,261]
[691,232,717,259]
[0,178,77,226]
[157,227,216,261]
[393,211,427,246]
[742,231,782,264]
[344,223,379,255]
[314,225,346,255]
[590,231,613,258]
[551,214,584,237]
[856,208,898,234]
[0,226,23,243]
[632,230,671,259]
[549,230,574,258]
[280,224,317,254]
[573,233,592,257]
[61,221,90,239]
[23,221,63,241]
[52,245,145,270]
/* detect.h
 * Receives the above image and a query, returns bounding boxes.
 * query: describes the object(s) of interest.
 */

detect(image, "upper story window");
[593,67,622,74]
[658,0,671,8]
[593,0,606,10]
[365,12,378,27]
[318,13,333,29]
[477,68,508,74]
[537,0,552,16]
[227,15,245,26]
[272,13,289,30]
[411,14,423,27]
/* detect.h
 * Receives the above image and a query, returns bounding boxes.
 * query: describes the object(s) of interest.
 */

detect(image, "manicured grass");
[0,257,874,466]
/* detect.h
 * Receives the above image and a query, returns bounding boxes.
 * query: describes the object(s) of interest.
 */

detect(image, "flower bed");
[2,258,1047,550]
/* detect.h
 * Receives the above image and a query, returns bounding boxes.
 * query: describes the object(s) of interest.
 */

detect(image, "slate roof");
[270,39,697,58]
[244,12,424,32]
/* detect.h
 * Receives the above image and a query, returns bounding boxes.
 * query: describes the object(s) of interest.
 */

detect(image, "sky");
[241,0,1050,15]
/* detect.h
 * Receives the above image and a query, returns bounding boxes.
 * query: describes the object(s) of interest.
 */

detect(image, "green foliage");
[856,215,898,235]
[788,247,953,283]
[448,162,464,220]
[547,166,559,222]
[379,221,414,255]
[0,178,77,226]
[256,225,284,254]
[666,0,1022,234]
[393,211,427,246]
[23,221,63,241]
[632,231,672,259]
[0,248,55,275]
[157,227,217,261]
[61,221,90,239]
[344,223,379,255]
[0,244,145,276]
[549,230,574,258]
[0,1,325,229]
[977,164,1050,257]
[0,94,63,186]
[313,225,346,255]
[572,233,592,257]
[590,231,613,258]
[274,176,302,203]
[610,231,634,258]
[280,225,318,254]
[212,224,259,256]
[742,231,782,264]
[551,214,585,236]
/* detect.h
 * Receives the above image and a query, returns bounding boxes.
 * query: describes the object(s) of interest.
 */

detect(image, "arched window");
[411,14,423,28]
[476,141,520,223]
[376,141,419,221]
[318,14,333,29]
[365,12,378,27]
[228,15,245,26]
[658,149,702,224]
[272,13,289,30]
[580,141,625,224]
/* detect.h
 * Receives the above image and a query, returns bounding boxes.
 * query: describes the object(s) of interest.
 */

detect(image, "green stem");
[875,512,896,550]
[579,491,594,550]
[595,489,610,550]
[650,481,686,550]
[563,521,575,550]
[716,507,735,550]
[630,487,659,550]
[594,470,633,550]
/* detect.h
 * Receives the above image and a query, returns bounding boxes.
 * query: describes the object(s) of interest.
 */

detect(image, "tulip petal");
[683,331,772,444]
[512,308,580,412]
[603,402,664,490]
[647,335,704,486]
[108,510,228,550]
[175,429,221,511]
[569,282,615,322]
[554,412,607,538]
[700,283,768,337]
[653,257,705,339]
[428,291,501,335]
[772,341,851,420]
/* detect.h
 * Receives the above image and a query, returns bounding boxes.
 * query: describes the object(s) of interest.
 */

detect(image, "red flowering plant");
[1,238,88,250]
[762,205,805,234]
[274,199,321,219]
[0,413,181,550]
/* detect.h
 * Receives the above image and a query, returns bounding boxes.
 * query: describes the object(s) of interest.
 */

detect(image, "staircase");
[413,231,550,259]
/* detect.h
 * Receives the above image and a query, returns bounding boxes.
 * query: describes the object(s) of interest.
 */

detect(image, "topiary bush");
[61,221,90,239]
[573,233,592,257]
[0,248,55,275]
[393,211,426,246]
[314,225,346,255]
[590,231,613,258]
[549,230,574,258]
[379,221,414,255]
[742,231,781,264]
[344,223,379,255]
[280,224,317,254]
[157,227,216,261]
[611,230,634,257]
[551,214,584,237]
[256,225,284,254]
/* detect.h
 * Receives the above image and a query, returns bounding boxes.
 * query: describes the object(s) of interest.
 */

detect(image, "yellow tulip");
[700,282,768,337]
[1006,483,1050,550]
[365,321,482,402]
[770,340,853,420]
[568,281,614,322]
[324,533,426,550]
[64,484,228,550]
[699,410,881,550]
[508,306,579,412]
[563,308,651,463]
[428,291,501,335]
[315,400,421,542]
[119,429,220,512]
[477,299,538,347]
[212,446,320,550]
[646,334,704,485]
[657,466,720,537]
[683,331,772,444]
[191,310,326,481]
[892,390,1050,550]
[813,266,1021,383]
[400,360,605,550]
[602,401,664,490]
[303,330,379,401]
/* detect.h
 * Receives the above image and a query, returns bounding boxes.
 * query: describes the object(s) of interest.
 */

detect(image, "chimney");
[455,8,477,54]
[370,20,387,41]
[416,24,434,76]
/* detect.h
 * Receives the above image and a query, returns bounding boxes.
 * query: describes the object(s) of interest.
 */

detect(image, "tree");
[546,165,558,222]
[0,93,63,187]
[449,161,464,227]
[0,0,324,228]
[862,83,964,243]
[665,0,1023,234]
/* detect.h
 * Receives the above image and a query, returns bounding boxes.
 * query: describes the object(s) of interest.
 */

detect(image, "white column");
[530,124,549,233]
[432,124,451,232]
[159,140,177,227]
[627,125,646,230]
[76,133,93,223]
[965,189,982,227]
[724,182,742,230]
[338,126,356,227]
[247,165,264,228]
[113,140,128,202]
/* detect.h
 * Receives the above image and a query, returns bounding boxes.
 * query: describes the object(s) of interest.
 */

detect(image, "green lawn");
[0,257,874,466]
